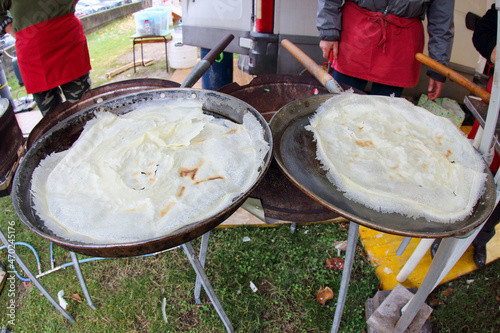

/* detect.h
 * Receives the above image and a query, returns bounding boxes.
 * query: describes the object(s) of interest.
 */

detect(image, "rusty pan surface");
[12,89,272,257]
[270,94,496,238]
[1,99,23,191]
[220,75,343,222]
[27,79,180,149]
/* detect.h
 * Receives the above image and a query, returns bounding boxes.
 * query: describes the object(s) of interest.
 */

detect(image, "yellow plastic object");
[359,225,500,290]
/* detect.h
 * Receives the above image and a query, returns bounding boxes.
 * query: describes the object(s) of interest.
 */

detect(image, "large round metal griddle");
[270,93,496,238]
[12,88,273,257]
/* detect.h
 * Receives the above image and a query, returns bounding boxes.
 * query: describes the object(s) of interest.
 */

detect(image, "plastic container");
[168,27,198,68]
[145,7,172,35]
[133,10,164,36]
[133,10,154,36]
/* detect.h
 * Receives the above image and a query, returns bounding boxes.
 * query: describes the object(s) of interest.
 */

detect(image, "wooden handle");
[281,39,338,90]
[415,53,490,103]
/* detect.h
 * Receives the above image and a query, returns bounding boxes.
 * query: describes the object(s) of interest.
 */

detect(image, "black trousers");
[473,202,500,247]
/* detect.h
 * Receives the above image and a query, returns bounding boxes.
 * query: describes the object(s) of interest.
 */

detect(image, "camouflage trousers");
[33,72,91,116]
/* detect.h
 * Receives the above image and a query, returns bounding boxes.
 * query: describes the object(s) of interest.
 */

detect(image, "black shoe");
[473,245,487,269]
[430,239,441,259]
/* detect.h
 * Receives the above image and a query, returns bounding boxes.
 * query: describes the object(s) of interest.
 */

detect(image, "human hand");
[427,78,443,100]
[491,46,497,64]
[4,23,14,39]
[320,40,339,60]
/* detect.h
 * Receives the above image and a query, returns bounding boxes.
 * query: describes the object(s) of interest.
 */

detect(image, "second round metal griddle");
[270,93,496,238]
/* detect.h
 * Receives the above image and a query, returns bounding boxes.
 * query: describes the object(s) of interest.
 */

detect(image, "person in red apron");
[317,0,454,99]
[0,0,91,115]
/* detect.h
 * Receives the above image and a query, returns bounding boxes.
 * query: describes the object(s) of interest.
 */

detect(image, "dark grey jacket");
[317,0,455,82]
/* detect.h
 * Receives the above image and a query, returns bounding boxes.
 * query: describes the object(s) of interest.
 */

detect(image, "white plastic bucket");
[168,27,198,69]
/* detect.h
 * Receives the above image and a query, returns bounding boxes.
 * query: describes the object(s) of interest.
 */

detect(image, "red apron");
[333,2,425,87]
[15,13,91,94]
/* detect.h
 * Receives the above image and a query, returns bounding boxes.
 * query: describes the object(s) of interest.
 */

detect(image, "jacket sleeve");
[425,0,455,82]
[472,4,497,63]
[317,0,344,41]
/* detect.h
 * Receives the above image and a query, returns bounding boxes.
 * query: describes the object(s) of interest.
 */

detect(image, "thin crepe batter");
[31,100,269,243]
[306,92,487,223]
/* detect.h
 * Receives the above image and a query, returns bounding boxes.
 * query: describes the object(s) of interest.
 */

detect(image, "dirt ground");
[107,42,176,82]
[104,42,253,88]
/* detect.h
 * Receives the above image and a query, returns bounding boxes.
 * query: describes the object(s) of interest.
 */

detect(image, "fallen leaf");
[334,241,348,251]
[326,257,344,271]
[339,223,350,230]
[317,287,334,305]
[495,295,500,302]
[22,281,31,290]
[441,287,453,297]
[429,293,442,307]
[71,294,83,303]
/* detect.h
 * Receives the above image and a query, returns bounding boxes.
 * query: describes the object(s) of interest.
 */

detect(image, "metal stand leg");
[0,228,75,323]
[164,37,169,72]
[330,221,359,333]
[396,237,412,256]
[133,40,136,73]
[194,232,210,304]
[141,43,145,66]
[396,238,434,283]
[395,227,481,332]
[70,252,96,311]
[183,241,234,333]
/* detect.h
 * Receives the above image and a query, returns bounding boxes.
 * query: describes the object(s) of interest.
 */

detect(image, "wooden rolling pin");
[415,52,491,103]
[281,39,343,94]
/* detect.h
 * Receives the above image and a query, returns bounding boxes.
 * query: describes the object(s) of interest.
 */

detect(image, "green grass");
[0,195,379,332]
[85,16,138,87]
[2,189,500,332]
[430,265,500,332]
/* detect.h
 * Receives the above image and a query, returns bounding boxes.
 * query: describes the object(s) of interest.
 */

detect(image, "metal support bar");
[395,237,412,256]
[395,226,482,332]
[133,41,136,73]
[131,35,170,73]
[396,238,434,283]
[69,252,96,311]
[0,228,75,323]
[240,197,266,222]
[479,4,500,155]
[183,241,234,333]
[194,232,210,304]
[330,221,359,333]
[164,37,169,72]
[140,43,145,66]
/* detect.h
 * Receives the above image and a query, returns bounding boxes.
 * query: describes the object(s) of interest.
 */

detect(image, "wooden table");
[130,33,171,73]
